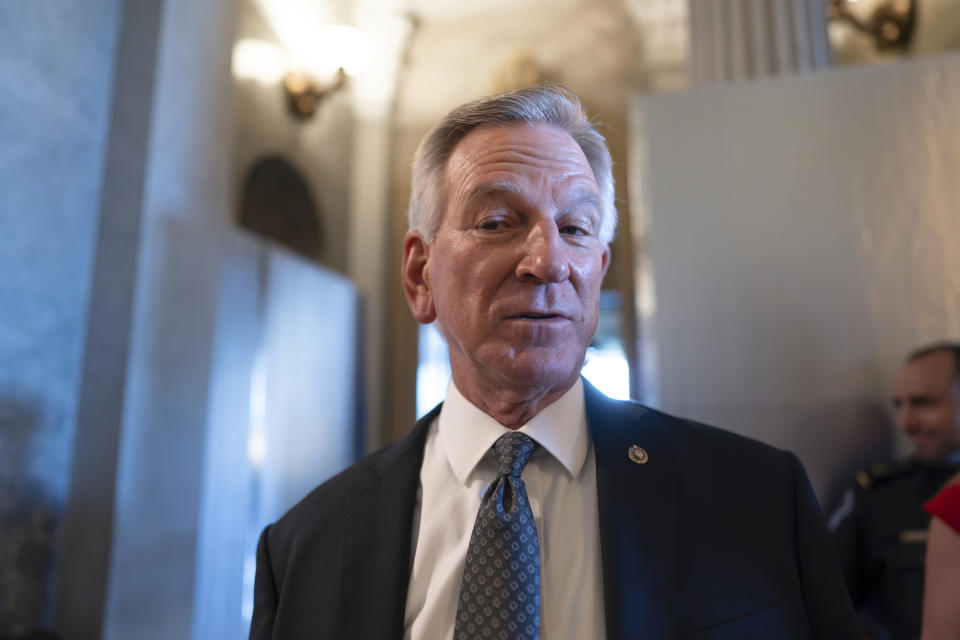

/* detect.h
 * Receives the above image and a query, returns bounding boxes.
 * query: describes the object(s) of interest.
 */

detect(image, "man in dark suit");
[250,84,859,639]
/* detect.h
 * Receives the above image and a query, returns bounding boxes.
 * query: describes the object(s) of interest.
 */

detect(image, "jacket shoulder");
[590,390,787,461]
[267,405,435,549]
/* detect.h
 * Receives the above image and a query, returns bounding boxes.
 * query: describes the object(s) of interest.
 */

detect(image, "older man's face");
[406,123,610,396]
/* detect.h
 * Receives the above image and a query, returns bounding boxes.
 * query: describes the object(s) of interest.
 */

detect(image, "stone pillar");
[0,0,124,633]
[57,0,238,636]
[98,0,238,636]
[55,0,165,636]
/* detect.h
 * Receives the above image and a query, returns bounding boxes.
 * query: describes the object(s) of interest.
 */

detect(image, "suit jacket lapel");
[586,382,678,640]
[342,406,439,639]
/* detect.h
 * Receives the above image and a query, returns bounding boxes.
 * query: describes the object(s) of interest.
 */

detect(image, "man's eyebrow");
[892,393,938,406]
[465,181,522,204]
[565,189,602,212]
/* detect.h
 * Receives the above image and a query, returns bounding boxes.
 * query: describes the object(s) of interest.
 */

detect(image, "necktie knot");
[494,432,537,478]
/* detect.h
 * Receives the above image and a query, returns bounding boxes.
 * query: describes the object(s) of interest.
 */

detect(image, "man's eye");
[560,224,588,236]
[478,218,504,230]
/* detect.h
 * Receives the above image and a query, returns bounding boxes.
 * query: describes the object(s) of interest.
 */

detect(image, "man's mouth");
[518,313,560,320]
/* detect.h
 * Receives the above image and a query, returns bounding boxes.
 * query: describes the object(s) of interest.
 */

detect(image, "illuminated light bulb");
[232,39,289,84]
[288,24,376,79]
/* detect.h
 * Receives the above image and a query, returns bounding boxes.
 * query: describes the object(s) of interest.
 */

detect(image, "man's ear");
[402,231,437,323]
[600,245,611,279]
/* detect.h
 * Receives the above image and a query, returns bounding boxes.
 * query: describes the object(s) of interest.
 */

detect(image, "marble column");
[57,0,237,636]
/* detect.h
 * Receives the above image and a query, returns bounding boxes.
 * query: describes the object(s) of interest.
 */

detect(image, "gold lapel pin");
[628,445,648,464]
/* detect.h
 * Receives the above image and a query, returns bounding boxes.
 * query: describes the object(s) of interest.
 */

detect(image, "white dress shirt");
[403,378,606,640]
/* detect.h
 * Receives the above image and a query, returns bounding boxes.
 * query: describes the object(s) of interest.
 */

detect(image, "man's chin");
[455,344,587,393]
[490,357,582,392]
[913,444,952,464]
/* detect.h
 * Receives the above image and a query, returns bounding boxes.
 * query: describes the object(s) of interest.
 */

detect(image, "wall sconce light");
[283,67,346,118]
[828,0,916,50]
[232,25,375,119]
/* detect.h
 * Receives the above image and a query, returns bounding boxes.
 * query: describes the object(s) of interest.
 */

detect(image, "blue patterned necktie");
[454,432,541,640]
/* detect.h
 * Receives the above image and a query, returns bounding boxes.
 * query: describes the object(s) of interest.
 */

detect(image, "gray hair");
[407,84,617,245]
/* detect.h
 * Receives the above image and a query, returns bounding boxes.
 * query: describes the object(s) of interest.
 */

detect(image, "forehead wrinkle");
[456,126,593,173]
[445,124,600,221]
[468,145,591,176]
[464,180,522,207]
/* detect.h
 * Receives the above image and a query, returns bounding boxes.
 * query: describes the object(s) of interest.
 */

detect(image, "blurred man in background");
[831,342,960,640]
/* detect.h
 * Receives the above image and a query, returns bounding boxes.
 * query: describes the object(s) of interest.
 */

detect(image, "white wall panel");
[630,53,960,502]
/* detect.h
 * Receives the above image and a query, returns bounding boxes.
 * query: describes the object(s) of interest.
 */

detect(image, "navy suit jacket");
[250,382,859,639]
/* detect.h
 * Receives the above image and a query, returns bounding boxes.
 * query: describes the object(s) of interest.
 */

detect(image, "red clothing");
[925,484,960,535]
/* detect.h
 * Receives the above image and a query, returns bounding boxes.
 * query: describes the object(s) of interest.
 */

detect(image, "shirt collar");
[438,377,590,486]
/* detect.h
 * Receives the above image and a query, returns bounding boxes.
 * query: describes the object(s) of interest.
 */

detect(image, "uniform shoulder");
[853,458,918,491]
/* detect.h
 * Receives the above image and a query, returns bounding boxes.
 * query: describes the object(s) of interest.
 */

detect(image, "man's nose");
[898,406,918,432]
[515,223,571,283]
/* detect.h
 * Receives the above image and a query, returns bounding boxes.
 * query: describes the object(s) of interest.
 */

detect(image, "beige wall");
[630,52,960,504]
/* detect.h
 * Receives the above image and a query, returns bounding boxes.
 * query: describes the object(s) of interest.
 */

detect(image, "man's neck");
[451,371,580,430]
